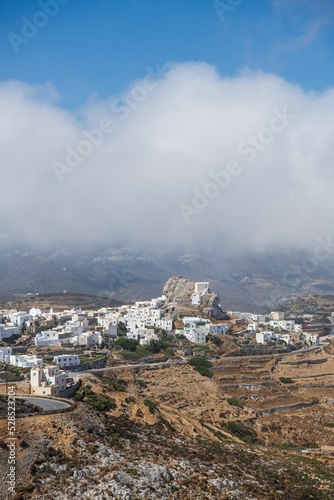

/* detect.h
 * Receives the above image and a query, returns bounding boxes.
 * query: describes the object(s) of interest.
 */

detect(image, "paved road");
[19,397,71,411]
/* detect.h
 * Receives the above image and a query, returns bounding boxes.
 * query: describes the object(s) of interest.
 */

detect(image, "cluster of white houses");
[178,317,229,343]
[0,347,77,396]
[0,347,80,369]
[2,286,333,396]
[231,311,321,346]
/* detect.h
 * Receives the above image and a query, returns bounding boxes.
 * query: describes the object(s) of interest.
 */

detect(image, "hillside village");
[1,278,334,498]
[0,276,333,397]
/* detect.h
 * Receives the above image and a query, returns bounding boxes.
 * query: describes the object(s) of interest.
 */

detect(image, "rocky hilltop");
[163,276,227,320]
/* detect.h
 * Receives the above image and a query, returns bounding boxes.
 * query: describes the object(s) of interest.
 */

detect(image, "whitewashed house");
[53,354,80,368]
[30,365,67,397]
[156,317,173,331]
[35,330,61,346]
[0,324,20,341]
[256,331,291,345]
[0,347,12,363]
[9,355,43,368]
[191,282,209,305]
[256,331,273,344]
[70,331,102,347]
[304,333,320,345]
[269,320,295,331]
[151,295,166,308]
[185,327,207,344]
[8,311,33,327]
[205,323,229,335]
[139,331,159,346]
[247,323,258,333]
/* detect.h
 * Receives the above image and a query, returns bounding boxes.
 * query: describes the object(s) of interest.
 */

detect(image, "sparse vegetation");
[279,377,294,383]
[101,376,127,391]
[143,398,158,414]
[188,357,213,378]
[226,397,244,408]
[136,379,147,388]
[225,421,258,443]
[114,337,139,351]
[75,386,117,411]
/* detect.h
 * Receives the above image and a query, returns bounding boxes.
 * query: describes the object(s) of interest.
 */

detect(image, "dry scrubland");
[0,342,334,498]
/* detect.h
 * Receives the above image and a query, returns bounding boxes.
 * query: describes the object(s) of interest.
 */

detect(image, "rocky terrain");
[163,276,227,320]
[1,342,334,498]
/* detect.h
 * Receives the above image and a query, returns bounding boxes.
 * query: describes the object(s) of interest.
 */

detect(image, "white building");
[0,324,20,341]
[249,314,267,323]
[269,320,295,331]
[8,311,33,327]
[191,282,209,305]
[0,347,12,363]
[9,355,43,368]
[256,331,291,345]
[247,323,258,333]
[183,317,209,326]
[139,331,159,346]
[70,331,102,347]
[35,330,61,346]
[185,327,207,344]
[304,333,320,345]
[62,322,86,336]
[256,331,273,344]
[205,323,229,335]
[105,323,118,336]
[30,365,67,397]
[156,317,173,331]
[29,307,44,318]
[53,354,80,367]
[151,296,166,308]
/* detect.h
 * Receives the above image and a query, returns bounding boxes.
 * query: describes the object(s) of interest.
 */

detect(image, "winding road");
[19,396,72,411]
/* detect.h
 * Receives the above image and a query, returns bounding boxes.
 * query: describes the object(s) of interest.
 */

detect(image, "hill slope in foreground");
[1,343,334,498]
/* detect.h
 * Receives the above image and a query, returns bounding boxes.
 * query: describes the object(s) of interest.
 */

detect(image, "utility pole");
[5,363,8,401]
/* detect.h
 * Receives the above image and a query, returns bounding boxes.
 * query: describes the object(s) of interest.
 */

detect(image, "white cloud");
[0,62,334,252]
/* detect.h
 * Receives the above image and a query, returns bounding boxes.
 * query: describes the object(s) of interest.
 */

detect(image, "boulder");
[162,276,227,320]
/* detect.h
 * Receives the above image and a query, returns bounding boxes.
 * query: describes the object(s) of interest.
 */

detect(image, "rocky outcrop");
[163,276,227,320]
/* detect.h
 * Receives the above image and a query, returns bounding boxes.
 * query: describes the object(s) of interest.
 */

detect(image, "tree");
[146,340,162,354]
[117,322,127,336]
[114,337,138,351]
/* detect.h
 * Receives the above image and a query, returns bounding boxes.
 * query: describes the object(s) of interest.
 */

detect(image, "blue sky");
[1,0,334,109]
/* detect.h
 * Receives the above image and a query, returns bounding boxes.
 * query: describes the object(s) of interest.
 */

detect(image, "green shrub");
[144,399,158,414]
[87,393,117,411]
[225,421,258,443]
[226,397,243,408]
[75,386,117,411]
[188,357,213,377]
[188,357,213,368]
[101,377,127,391]
[121,350,148,360]
[158,415,175,432]
[114,337,139,351]
[279,377,294,384]
[136,379,147,388]
[194,365,213,378]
